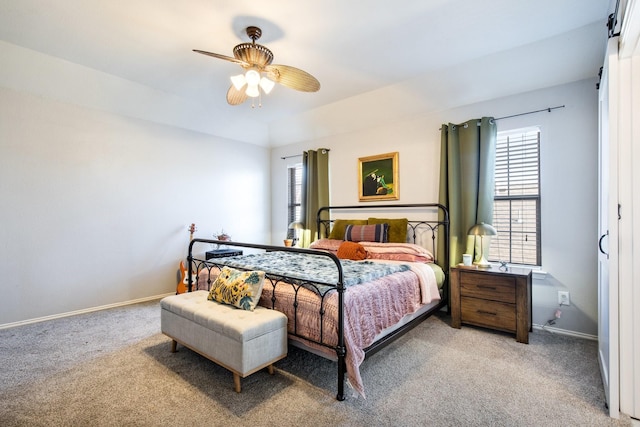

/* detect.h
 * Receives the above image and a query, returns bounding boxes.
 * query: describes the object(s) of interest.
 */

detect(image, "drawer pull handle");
[477,310,497,316]
[478,285,497,290]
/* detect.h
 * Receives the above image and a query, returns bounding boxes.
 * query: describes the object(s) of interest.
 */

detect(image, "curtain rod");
[281,148,330,160]
[494,105,565,121]
[439,105,565,130]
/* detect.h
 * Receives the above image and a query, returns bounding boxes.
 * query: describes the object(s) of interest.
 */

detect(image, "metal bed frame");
[187,203,449,400]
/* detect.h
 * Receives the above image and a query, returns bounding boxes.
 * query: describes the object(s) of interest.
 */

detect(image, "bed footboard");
[187,239,349,401]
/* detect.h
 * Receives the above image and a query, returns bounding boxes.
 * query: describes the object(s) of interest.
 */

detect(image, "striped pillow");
[344,223,389,243]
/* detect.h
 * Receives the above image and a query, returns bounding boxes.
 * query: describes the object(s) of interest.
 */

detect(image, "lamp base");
[474,255,492,269]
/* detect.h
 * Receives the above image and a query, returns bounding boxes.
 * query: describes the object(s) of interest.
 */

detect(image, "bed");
[186,203,449,400]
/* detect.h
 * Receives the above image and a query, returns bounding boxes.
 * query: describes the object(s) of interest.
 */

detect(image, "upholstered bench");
[160,290,287,392]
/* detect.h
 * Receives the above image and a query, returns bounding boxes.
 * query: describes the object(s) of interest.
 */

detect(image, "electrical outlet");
[558,291,570,306]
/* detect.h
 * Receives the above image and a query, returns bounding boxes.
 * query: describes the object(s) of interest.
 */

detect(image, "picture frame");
[358,152,399,201]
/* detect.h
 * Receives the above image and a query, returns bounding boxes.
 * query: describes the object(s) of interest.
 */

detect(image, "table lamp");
[467,222,497,268]
[288,221,304,247]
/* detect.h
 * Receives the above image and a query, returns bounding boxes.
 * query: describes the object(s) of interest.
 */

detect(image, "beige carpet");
[0,299,632,426]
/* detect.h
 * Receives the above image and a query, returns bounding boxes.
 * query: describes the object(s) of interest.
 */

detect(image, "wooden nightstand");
[450,266,532,343]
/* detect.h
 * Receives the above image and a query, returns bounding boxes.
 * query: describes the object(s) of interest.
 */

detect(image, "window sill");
[488,262,547,280]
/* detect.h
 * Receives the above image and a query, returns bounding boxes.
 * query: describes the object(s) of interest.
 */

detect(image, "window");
[488,127,541,266]
[287,163,302,239]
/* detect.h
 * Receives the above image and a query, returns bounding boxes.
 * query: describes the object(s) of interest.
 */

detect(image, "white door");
[598,37,619,419]
[617,41,640,421]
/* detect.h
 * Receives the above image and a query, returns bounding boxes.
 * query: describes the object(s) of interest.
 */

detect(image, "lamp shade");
[259,77,275,94]
[467,222,497,236]
[245,69,261,86]
[230,74,246,90]
[288,221,304,230]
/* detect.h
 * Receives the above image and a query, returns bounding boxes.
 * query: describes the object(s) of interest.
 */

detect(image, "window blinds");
[287,163,302,239]
[489,129,541,265]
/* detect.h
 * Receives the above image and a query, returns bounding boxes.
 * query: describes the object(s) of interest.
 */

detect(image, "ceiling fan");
[194,26,320,106]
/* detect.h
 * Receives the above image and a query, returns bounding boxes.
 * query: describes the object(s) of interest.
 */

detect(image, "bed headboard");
[316,203,450,271]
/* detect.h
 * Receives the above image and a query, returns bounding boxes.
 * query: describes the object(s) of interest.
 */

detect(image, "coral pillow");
[309,238,343,254]
[337,241,367,261]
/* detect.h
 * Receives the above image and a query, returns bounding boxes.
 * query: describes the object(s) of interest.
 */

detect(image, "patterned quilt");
[214,251,410,291]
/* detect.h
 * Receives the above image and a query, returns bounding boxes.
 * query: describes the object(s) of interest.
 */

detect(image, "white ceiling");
[0,0,611,146]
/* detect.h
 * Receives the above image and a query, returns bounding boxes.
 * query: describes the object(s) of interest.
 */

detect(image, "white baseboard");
[3,300,600,342]
[532,323,597,341]
[0,293,175,330]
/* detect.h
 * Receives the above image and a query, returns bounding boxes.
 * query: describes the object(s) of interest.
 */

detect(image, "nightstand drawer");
[461,297,516,332]
[460,273,515,303]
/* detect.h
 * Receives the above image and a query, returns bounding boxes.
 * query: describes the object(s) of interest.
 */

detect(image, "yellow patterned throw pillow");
[207,266,265,311]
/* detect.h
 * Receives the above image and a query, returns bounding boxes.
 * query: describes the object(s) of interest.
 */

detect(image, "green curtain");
[301,149,329,247]
[438,117,496,267]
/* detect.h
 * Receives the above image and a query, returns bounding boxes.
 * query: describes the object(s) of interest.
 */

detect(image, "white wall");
[271,78,599,337]
[0,89,270,326]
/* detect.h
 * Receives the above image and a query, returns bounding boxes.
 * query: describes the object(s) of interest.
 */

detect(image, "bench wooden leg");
[233,373,241,393]
[171,340,177,353]
[268,364,274,375]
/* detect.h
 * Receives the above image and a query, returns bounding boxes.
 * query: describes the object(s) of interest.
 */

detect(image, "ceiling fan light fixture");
[259,77,275,94]
[245,84,260,98]
[230,73,246,90]
[244,69,261,86]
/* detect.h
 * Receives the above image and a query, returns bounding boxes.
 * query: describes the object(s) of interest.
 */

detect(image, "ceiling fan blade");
[265,64,320,92]
[226,85,248,105]
[193,49,249,67]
